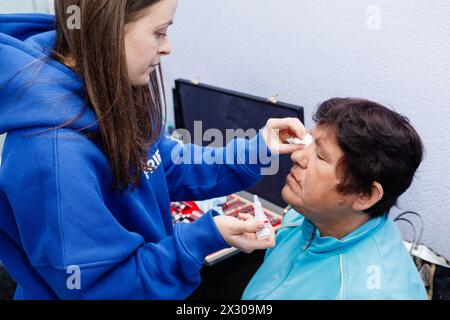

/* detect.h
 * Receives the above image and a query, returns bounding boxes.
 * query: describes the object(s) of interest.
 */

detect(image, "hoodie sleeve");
[160,130,274,201]
[1,129,229,300]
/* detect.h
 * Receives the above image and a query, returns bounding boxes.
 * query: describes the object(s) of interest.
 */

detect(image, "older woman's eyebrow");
[314,136,322,147]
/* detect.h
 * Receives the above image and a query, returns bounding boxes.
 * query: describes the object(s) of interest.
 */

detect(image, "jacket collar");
[300,214,387,256]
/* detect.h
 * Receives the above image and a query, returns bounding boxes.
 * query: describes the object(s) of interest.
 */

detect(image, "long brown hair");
[53,0,166,192]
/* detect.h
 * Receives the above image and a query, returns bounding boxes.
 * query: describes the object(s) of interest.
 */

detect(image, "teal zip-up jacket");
[243,210,427,300]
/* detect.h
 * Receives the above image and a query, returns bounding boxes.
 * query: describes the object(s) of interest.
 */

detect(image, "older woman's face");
[282,125,355,221]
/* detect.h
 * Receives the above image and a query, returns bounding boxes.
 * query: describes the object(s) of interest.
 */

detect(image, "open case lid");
[173,79,305,209]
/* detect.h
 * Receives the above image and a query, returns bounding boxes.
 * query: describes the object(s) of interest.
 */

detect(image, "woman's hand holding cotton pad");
[262,118,308,154]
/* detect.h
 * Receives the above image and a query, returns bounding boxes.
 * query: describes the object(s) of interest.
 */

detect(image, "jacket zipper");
[303,228,316,251]
[262,226,317,299]
[339,254,345,300]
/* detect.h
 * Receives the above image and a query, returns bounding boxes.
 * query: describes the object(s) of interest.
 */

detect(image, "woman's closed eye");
[316,151,327,161]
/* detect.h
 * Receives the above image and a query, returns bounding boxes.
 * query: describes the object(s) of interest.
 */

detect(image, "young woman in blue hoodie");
[0,0,307,299]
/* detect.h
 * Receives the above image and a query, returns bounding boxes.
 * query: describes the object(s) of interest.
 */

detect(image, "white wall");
[0,0,52,14]
[0,134,5,163]
[163,0,450,259]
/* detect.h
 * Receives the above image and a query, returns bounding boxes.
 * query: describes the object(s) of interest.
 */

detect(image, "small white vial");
[253,195,271,240]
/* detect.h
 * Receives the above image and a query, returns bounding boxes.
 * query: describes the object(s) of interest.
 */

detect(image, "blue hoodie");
[242,210,428,300]
[0,14,272,300]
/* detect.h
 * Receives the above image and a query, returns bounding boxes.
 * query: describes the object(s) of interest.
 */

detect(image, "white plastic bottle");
[253,195,271,240]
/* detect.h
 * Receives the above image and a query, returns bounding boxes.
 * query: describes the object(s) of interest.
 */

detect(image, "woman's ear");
[352,182,384,212]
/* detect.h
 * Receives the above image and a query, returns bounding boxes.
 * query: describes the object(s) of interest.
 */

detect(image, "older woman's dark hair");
[313,98,424,217]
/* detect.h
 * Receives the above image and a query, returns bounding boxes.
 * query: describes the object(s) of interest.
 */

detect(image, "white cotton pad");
[287,133,313,148]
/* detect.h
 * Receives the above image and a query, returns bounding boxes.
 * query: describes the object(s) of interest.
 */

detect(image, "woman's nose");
[291,148,309,169]
[158,38,172,56]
